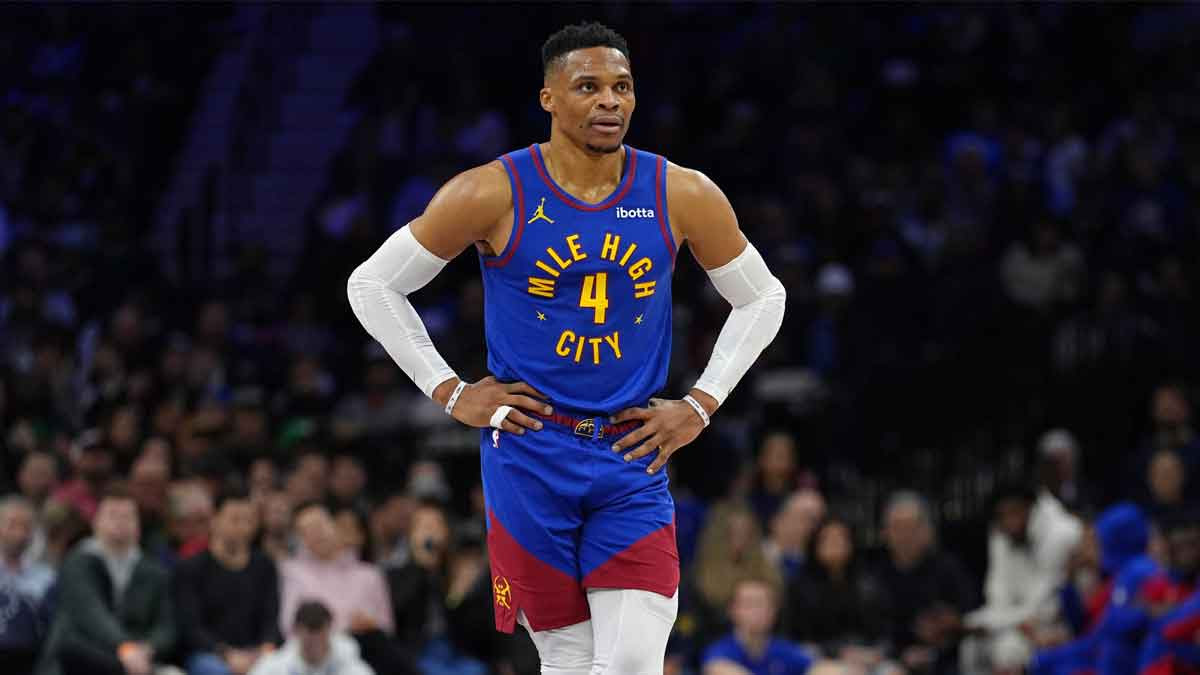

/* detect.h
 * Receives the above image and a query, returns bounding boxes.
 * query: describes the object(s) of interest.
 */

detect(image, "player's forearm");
[346,226,458,399]
[691,242,786,406]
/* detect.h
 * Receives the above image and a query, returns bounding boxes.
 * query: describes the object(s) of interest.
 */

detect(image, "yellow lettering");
[534,260,561,277]
[629,257,653,280]
[547,246,572,270]
[604,331,621,359]
[556,330,575,357]
[528,277,556,298]
[600,233,620,261]
[634,281,656,298]
[589,337,603,364]
[566,234,587,261]
[573,335,586,363]
[619,242,638,267]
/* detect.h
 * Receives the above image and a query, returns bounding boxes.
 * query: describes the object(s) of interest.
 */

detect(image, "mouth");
[590,117,623,134]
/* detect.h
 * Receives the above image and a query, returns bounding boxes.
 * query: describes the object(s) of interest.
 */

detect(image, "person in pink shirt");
[278,501,395,638]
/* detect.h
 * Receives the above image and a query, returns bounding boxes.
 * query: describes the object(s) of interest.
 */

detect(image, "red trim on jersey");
[529,144,638,211]
[581,519,680,598]
[485,155,525,268]
[486,509,590,633]
[654,156,676,265]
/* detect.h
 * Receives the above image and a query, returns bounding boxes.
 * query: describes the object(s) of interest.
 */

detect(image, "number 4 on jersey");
[580,273,609,324]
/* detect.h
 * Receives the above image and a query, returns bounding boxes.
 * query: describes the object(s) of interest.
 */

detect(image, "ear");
[539,87,554,114]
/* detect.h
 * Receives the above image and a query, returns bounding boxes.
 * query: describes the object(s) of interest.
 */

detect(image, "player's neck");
[542,135,625,191]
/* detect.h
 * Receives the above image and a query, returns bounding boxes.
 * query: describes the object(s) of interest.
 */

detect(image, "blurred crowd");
[5,3,1200,675]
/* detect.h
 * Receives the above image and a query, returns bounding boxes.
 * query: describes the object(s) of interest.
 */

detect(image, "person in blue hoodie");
[1032,503,1160,675]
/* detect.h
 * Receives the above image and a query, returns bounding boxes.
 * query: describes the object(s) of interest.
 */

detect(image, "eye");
[580,82,595,92]
[616,82,631,93]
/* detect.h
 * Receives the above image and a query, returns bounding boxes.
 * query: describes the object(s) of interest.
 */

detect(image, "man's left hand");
[610,392,715,474]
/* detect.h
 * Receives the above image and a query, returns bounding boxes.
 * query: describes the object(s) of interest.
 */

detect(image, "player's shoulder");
[664,160,719,200]
[423,159,513,227]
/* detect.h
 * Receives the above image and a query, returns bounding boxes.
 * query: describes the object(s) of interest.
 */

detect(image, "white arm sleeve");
[692,242,787,406]
[346,225,458,399]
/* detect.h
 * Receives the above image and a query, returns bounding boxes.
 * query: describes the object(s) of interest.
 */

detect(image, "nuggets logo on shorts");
[493,575,512,610]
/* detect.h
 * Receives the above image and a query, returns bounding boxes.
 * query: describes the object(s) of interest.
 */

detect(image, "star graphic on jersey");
[634,314,644,325]
[536,311,547,321]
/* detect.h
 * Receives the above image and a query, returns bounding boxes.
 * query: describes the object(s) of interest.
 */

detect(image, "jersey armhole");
[655,156,677,266]
[484,154,525,268]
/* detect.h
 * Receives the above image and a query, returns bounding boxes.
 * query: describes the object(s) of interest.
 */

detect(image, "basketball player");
[347,22,786,674]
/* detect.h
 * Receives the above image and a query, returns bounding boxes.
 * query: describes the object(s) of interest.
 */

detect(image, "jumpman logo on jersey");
[527,197,555,225]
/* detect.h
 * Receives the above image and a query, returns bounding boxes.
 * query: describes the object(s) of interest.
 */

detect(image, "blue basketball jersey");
[478,144,676,415]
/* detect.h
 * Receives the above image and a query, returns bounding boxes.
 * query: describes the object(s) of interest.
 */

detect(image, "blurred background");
[3,3,1200,675]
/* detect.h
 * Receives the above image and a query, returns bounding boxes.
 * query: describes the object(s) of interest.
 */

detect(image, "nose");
[597,87,619,110]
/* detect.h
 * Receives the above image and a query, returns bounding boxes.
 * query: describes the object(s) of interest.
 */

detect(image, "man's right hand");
[118,642,151,675]
[434,376,552,434]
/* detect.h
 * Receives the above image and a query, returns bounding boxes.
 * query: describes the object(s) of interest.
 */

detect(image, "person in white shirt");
[250,601,374,675]
[963,483,1083,675]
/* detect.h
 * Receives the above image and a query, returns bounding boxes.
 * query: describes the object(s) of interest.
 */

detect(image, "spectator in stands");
[962,483,1082,675]
[763,489,825,582]
[17,450,59,510]
[387,501,486,674]
[248,601,374,675]
[681,502,784,666]
[370,492,414,568]
[701,575,814,675]
[16,450,58,562]
[51,428,115,522]
[0,494,55,672]
[247,458,278,503]
[1140,449,1192,524]
[1131,385,1200,483]
[1032,503,1159,675]
[1036,429,1095,515]
[328,454,369,513]
[783,515,890,668]
[175,488,280,675]
[747,431,813,528]
[128,453,171,560]
[331,344,409,443]
[999,220,1085,313]
[167,481,212,561]
[333,505,370,561]
[41,486,177,675]
[278,502,393,638]
[258,490,293,562]
[876,491,976,675]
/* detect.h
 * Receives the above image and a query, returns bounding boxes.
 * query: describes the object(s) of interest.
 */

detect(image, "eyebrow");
[572,72,633,81]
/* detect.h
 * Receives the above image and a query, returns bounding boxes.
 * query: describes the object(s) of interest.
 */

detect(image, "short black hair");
[294,600,333,630]
[214,486,252,513]
[989,481,1036,515]
[542,21,630,77]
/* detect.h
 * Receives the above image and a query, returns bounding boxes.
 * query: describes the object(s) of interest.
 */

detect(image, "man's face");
[297,624,331,665]
[542,46,635,154]
[995,498,1031,542]
[296,506,339,560]
[18,453,57,500]
[77,448,114,483]
[729,581,777,636]
[1169,526,1200,576]
[129,458,170,516]
[0,503,34,559]
[885,503,931,564]
[330,457,365,501]
[771,491,825,549]
[408,506,449,555]
[212,499,259,546]
[94,498,140,550]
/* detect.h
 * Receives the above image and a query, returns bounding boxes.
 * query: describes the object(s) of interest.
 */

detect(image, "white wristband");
[444,380,468,416]
[682,395,710,428]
